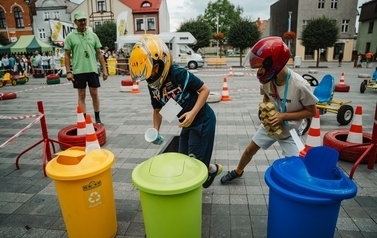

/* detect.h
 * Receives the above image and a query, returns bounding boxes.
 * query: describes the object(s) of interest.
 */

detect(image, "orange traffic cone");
[339,72,345,84]
[85,114,101,152]
[131,81,140,94]
[221,77,231,101]
[347,105,363,144]
[300,109,321,157]
[228,66,234,77]
[76,105,86,136]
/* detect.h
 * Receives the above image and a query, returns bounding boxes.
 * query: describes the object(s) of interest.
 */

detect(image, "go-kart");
[0,70,29,88]
[314,74,354,125]
[360,78,377,93]
[302,74,319,86]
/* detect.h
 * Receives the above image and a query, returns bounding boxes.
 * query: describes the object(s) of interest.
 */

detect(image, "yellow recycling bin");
[46,146,117,238]
[107,58,117,75]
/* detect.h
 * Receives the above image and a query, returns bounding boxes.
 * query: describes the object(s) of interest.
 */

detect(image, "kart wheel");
[300,117,311,136]
[57,124,107,150]
[302,74,318,86]
[11,80,17,86]
[24,76,29,82]
[0,81,3,88]
[323,130,376,164]
[360,80,367,93]
[336,105,354,125]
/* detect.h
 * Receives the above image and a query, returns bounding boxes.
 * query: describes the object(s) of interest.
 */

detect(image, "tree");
[202,0,243,38]
[177,18,212,52]
[94,21,117,50]
[228,17,261,66]
[301,16,339,67]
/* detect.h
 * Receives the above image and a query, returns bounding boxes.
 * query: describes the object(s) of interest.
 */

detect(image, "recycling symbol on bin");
[88,191,101,203]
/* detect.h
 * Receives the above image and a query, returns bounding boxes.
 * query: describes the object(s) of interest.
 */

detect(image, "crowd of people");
[0,50,63,75]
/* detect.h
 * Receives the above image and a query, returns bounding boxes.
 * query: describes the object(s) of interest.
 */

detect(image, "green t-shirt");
[64,29,102,74]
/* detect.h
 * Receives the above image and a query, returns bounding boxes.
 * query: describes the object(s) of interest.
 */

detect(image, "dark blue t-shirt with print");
[148,65,212,126]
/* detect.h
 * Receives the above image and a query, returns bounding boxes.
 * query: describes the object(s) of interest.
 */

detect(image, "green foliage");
[203,0,243,37]
[228,17,261,65]
[0,33,9,46]
[94,21,117,49]
[301,15,339,67]
[177,18,212,51]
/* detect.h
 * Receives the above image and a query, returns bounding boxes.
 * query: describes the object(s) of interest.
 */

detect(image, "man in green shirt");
[64,11,108,125]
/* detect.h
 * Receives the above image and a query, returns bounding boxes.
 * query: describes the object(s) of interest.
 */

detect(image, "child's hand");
[178,111,195,128]
[269,112,285,126]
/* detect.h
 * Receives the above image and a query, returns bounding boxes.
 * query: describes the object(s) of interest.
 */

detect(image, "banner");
[49,20,75,41]
[116,11,128,40]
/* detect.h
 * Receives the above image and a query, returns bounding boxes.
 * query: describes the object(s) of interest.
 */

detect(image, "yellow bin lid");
[132,153,208,195]
[46,147,115,181]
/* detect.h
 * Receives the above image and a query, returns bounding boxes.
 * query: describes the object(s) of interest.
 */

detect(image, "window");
[0,9,6,29]
[14,7,24,28]
[147,17,155,30]
[303,20,310,28]
[97,1,106,12]
[94,21,102,29]
[38,28,46,39]
[318,0,325,9]
[44,12,50,20]
[330,0,337,9]
[53,11,59,19]
[142,1,151,7]
[136,18,145,31]
[368,22,374,34]
[341,19,349,33]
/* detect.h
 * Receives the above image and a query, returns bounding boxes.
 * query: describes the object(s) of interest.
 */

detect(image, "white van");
[117,32,204,69]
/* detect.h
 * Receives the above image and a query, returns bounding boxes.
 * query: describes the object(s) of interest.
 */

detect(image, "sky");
[166,0,366,32]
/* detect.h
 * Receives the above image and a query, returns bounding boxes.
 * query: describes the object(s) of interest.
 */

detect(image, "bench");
[206,58,227,67]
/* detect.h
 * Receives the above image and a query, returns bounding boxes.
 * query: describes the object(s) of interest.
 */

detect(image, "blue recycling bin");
[264,146,357,238]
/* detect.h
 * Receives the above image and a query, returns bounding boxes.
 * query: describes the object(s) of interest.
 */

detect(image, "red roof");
[119,0,162,13]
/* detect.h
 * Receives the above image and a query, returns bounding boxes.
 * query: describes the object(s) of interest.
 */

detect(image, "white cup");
[144,128,158,142]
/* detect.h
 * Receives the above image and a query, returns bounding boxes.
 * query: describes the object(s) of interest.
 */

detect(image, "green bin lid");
[132,153,208,195]
[46,147,114,181]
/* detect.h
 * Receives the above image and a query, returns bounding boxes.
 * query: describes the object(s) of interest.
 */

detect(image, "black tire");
[300,117,311,136]
[302,74,318,86]
[337,105,354,125]
[360,80,367,93]
[188,61,198,69]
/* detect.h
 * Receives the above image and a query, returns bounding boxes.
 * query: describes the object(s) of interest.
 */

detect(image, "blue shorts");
[252,125,299,157]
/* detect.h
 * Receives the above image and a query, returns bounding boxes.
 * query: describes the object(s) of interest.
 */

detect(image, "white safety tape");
[0,114,39,120]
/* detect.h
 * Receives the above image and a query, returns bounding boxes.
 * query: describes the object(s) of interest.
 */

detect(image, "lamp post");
[144,15,147,34]
[216,14,219,57]
[288,11,292,52]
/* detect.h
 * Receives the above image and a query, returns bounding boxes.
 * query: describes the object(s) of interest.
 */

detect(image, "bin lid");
[46,147,114,181]
[132,153,208,195]
[268,148,357,200]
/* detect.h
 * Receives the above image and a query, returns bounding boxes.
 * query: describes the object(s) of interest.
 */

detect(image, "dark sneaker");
[202,164,223,188]
[220,170,243,184]
[95,118,104,126]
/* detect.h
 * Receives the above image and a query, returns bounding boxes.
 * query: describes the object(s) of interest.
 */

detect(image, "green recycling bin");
[132,152,208,238]
[46,147,117,238]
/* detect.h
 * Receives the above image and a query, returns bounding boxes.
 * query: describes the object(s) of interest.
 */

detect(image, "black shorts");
[72,72,100,89]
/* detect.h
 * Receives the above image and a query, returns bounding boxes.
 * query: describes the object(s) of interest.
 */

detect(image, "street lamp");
[216,14,219,57]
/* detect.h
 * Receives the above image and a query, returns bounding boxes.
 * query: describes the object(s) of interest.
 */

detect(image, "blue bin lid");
[131,153,208,195]
[269,156,357,200]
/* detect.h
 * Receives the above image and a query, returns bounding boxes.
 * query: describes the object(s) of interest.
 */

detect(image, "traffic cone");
[339,72,345,84]
[300,109,321,157]
[76,105,86,136]
[85,114,101,152]
[221,77,231,101]
[346,105,363,144]
[131,81,140,94]
[228,66,234,77]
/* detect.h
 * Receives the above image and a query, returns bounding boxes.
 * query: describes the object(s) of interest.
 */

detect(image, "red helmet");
[249,37,290,84]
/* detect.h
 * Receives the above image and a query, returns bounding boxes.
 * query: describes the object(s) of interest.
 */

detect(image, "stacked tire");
[46,74,60,85]
[57,124,107,150]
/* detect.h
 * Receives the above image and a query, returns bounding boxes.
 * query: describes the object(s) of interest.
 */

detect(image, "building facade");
[356,0,377,57]
[0,0,33,43]
[270,0,358,62]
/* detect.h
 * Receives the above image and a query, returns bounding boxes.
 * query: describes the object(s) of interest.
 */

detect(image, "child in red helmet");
[221,36,318,184]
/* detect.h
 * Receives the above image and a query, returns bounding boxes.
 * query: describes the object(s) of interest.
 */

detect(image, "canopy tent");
[0,35,53,54]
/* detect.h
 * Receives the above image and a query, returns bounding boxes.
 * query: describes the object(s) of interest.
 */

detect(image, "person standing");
[129,34,222,188]
[64,11,108,125]
[221,37,318,184]
[338,50,343,67]
[365,51,374,68]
